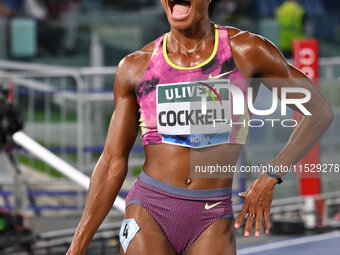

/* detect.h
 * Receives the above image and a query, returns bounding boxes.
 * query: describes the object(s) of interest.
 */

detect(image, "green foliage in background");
[0,217,5,231]
[17,155,63,178]
[24,110,77,123]
[132,166,142,177]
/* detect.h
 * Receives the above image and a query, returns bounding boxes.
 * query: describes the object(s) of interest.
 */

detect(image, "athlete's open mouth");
[168,0,192,20]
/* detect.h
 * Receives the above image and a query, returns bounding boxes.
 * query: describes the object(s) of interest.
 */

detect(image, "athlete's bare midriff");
[134,27,245,190]
[143,144,242,189]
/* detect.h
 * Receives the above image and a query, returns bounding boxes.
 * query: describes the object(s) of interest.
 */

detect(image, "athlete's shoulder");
[225,26,288,77]
[226,26,276,54]
[223,26,288,77]
[119,40,156,75]
[115,40,157,89]
[124,40,156,67]
[227,27,282,63]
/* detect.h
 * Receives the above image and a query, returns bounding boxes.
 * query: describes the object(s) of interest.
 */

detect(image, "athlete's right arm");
[66,55,140,255]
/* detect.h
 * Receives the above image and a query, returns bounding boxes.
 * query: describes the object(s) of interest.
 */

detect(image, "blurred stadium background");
[0,0,339,254]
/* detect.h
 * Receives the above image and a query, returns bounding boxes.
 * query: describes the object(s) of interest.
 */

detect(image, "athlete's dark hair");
[209,0,222,17]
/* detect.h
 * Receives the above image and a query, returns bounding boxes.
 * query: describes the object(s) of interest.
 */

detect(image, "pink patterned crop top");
[136,24,251,148]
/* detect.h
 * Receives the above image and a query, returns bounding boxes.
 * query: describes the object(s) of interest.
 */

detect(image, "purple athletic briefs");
[125,171,233,254]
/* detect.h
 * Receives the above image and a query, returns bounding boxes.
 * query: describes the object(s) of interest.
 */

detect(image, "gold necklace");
[170,25,212,54]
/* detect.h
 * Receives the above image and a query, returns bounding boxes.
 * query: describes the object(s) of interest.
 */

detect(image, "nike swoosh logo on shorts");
[208,71,233,79]
[205,201,223,210]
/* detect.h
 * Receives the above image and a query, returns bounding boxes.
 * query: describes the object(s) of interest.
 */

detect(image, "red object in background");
[8,82,13,103]
[292,39,320,196]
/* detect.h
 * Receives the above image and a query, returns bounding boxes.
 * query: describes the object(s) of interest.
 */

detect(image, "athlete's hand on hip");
[234,173,278,237]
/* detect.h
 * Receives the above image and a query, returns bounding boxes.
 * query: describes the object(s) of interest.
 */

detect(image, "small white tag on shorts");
[119,219,140,253]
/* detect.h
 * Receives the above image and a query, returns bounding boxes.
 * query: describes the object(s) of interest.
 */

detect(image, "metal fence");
[0,60,145,174]
[0,60,142,214]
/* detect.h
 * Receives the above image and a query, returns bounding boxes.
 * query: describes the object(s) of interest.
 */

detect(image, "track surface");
[237,231,340,255]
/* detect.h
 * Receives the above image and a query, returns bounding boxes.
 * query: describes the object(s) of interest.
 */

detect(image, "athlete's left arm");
[233,32,334,237]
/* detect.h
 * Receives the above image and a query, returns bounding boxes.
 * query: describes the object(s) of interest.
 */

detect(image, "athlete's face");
[160,0,211,30]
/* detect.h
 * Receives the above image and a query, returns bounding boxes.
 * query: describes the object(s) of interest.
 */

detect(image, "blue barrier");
[0,190,11,196]
[0,190,129,197]
[28,205,78,211]
[15,88,114,95]
[17,145,144,154]
[0,205,13,210]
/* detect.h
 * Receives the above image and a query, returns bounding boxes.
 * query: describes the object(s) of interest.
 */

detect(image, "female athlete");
[67,0,333,254]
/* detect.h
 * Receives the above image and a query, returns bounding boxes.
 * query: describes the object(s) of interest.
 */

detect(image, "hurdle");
[12,131,126,213]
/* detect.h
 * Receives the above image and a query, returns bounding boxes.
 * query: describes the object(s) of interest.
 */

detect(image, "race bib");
[119,219,140,253]
[157,79,232,148]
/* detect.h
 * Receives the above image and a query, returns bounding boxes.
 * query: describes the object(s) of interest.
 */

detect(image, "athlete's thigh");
[120,204,177,255]
[184,218,236,255]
